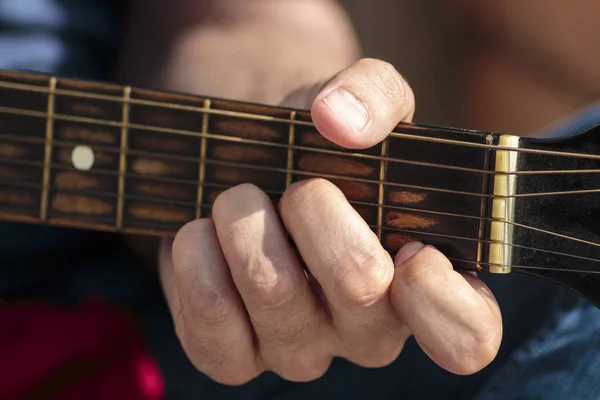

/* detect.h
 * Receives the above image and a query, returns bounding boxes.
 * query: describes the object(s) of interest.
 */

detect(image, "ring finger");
[212,184,333,381]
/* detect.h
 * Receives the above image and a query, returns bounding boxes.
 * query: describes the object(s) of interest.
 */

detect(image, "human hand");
[158,58,503,385]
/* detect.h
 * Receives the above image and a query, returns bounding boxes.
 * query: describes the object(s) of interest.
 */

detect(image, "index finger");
[390,243,503,375]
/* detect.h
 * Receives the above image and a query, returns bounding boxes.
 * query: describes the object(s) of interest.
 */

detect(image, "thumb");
[282,58,415,150]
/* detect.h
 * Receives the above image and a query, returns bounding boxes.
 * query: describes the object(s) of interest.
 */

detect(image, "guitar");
[0,70,599,307]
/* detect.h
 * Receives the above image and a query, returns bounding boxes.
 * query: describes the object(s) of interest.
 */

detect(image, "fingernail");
[395,241,425,265]
[321,87,369,134]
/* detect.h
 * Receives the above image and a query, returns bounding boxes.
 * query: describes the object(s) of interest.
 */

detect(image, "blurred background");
[341,0,600,136]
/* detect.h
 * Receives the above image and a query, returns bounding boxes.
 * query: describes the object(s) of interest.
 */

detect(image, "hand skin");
[119,0,502,385]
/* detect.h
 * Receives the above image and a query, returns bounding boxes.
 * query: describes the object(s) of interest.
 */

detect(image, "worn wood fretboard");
[0,70,501,268]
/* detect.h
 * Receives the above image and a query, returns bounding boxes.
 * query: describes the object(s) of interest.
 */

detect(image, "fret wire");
[196,99,211,219]
[10,166,600,267]
[116,86,131,230]
[5,79,600,162]
[5,130,600,199]
[14,156,600,252]
[377,138,387,241]
[1,105,492,174]
[40,77,56,221]
[0,79,317,126]
[3,105,600,174]
[0,106,490,174]
[188,158,490,198]
[286,111,296,188]
[0,169,485,220]
[3,167,600,255]
[3,189,599,270]
[477,134,494,269]
[3,125,600,199]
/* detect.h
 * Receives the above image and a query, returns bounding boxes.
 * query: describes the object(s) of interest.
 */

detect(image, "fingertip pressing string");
[0,79,599,275]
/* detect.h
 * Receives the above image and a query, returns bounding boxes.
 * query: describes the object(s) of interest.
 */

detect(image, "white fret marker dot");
[71,145,95,171]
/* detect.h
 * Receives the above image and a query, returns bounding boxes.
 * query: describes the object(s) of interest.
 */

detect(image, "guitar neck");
[0,69,503,269]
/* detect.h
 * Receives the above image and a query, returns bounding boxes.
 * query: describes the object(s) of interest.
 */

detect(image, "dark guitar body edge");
[514,267,600,309]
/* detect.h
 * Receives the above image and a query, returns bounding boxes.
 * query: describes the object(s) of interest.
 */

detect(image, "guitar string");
[2,153,600,255]
[1,85,600,255]
[2,106,600,183]
[2,126,600,248]
[1,79,600,161]
[2,126,600,250]
[0,166,481,220]
[447,259,600,275]
[1,177,599,269]
[4,83,600,274]
[4,123,600,200]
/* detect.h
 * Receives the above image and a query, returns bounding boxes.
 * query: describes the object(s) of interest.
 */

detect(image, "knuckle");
[369,59,414,114]
[244,258,299,310]
[180,331,259,386]
[334,248,393,309]
[396,247,451,289]
[203,367,258,386]
[376,59,401,82]
[340,323,409,368]
[189,284,231,326]
[259,308,313,349]
[210,373,254,386]
[349,339,405,368]
[280,178,336,217]
[274,354,332,382]
[180,329,228,369]
[178,326,263,386]
[286,363,330,382]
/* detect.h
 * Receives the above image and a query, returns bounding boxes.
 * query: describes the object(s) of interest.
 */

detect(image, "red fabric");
[0,299,164,400]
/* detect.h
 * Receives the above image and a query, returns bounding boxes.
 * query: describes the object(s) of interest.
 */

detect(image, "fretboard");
[0,70,500,270]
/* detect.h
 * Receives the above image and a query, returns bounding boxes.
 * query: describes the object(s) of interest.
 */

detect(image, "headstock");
[511,122,600,307]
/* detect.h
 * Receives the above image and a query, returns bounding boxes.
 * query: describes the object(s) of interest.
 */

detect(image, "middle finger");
[280,178,409,367]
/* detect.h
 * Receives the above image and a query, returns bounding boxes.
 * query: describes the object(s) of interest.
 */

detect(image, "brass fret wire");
[7,152,600,251]
[19,154,600,250]
[2,105,600,176]
[196,99,211,219]
[1,79,600,162]
[116,86,131,229]
[0,105,490,175]
[286,111,296,188]
[40,77,56,221]
[4,77,600,270]
[476,134,494,269]
[3,163,600,255]
[8,173,600,268]
[2,127,600,199]
[377,139,387,241]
